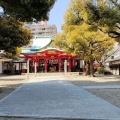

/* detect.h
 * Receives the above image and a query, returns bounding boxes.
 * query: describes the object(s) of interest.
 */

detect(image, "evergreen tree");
[54,0,115,76]
[0,17,33,59]
[85,0,120,42]
[0,0,57,21]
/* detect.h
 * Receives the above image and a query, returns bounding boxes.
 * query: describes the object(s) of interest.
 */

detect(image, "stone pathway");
[0,74,120,120]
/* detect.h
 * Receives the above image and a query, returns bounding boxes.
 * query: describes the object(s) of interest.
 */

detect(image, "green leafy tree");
[55,24,114,76]
[83,0,120,41]
[0,0,57,21]
[4,47,22,60]
[54,0,115,76]
[0,17,33,59]
[63,0,120,42]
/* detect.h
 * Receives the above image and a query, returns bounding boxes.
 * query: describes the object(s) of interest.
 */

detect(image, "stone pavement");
[0,73,120,120]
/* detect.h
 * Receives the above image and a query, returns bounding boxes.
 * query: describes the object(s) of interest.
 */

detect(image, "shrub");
[97,67,104,74]
[97,67,112,75]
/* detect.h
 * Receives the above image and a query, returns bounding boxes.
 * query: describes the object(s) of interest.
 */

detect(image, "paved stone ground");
[0,118,79,120]
[0,118,103,120]
[0,74,120,120]
[0,73,120,120]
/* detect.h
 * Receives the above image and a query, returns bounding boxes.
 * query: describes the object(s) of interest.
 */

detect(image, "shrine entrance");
[21,46,77,73]
[48,59,58,72]
[20,36,80,73]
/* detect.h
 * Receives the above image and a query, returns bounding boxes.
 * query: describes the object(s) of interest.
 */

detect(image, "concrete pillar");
[27,59,29,79]
[64,60,67,76]
[34,62,37,73]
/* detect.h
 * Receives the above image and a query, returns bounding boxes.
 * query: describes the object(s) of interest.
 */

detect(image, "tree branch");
[108,31,120,38]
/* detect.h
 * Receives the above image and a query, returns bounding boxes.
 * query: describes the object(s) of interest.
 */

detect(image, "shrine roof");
[38,46,63,53]
[31,36,54,50]
[21,36,55,54]
[21,47,37,54]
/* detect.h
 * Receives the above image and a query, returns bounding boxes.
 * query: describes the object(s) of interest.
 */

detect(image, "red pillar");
[58,59,61,72]
[68,58,71,72]
[73,57,76,67]
[72,58,74,67]
[44,59,48,72]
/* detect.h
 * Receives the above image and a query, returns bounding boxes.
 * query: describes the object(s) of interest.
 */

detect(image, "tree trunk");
[85,61,90,76]
[8,62,14,75]
[82,60,95,76]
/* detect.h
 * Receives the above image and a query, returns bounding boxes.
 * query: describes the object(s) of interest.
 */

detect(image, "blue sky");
[48,0,70,33]
[0,7,3,12]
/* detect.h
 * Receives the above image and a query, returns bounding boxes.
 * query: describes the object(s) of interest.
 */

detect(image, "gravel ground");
[66,73,120,86]
[87,88,120,108]
[0,74,30,100]
[66,72,120,108]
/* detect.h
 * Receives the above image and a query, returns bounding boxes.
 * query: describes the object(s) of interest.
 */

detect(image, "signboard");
[48,50,56,54]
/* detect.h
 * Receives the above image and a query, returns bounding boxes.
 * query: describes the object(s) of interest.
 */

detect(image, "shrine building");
[20,36,82,73]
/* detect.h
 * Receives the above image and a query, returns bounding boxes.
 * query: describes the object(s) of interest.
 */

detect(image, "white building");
[105,42,120,75]
[24,21,57,47]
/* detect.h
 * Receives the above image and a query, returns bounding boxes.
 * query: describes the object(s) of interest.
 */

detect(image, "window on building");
[42,28,45,30]
[38,32,42,34]
[32,29,36,31]
[32,33,35,35]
